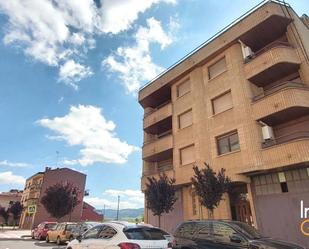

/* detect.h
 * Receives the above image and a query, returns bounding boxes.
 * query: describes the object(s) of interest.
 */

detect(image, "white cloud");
[85,189,144,209]
[37,105,138,166]
[0,160,32,168]
[0,171,26,185]
[99,0,176,34]
[0,0,176,88]
[103,17,176,94]
[59,60,93,89]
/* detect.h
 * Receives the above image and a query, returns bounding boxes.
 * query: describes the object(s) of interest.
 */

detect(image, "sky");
[0,0,308,210]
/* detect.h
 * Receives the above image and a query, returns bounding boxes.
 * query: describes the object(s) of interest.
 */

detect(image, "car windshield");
[66,224,77,231]
[232,222,263,239]
[46,224,56,229]
[124,227,168,240]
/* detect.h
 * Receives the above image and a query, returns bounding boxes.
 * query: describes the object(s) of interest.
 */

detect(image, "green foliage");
[191,162,231,213]
[145,174,177,217]
[0,207,9,224]
[8,201,23,222]
[40,182,80,220]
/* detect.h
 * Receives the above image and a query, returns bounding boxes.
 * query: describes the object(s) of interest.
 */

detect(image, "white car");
[66,221,173,249]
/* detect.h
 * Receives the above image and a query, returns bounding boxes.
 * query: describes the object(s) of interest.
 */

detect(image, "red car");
[32,222,57,240]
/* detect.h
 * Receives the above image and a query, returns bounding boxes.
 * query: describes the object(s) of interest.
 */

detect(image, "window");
[177,79,190,97]
[178,109,192,129]
[180,145,195,165]
[196,222,212,239]
[83,225,103,239]
[217,131,240,155]
[175,223,196,238]
[66,224,77,231]
[212,91,233,114]
[124,227,168,240]
[98,225,117,239]
[212,223,244,245]
[208,57,227,79]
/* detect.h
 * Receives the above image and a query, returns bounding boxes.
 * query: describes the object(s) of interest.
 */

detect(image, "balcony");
[252,86,309,125]
[143,133,173,161]
[245,43,301,87]
[262,131,309,148]
[144,101,172,132]
[143,163,173,176]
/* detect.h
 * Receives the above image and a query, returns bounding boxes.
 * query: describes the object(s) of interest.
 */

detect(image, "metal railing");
[144,100,171,118]
[252,81,307,101]
[143,129,172,145]
[143,164,173,176]
[262,131,309,148]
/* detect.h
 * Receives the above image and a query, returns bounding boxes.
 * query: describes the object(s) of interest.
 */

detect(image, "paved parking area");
[0,240,66,249]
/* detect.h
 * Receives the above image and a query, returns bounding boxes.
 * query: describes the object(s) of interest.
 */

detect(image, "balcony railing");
[144,130,172,145]
[262,131,309,148]
[143,164,173,176]
[244,43,300,86]
[143,101,172,131]
[252,81,306,102]
[144,100,171,118]
[142,132,173,160]
[245,41,291,63]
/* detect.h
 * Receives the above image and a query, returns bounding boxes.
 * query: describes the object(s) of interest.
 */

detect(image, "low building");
[19,167,86,229]
[0,190,22,225]
[139,0,309,246]
[81,202,104,222]
[0,189,22,209]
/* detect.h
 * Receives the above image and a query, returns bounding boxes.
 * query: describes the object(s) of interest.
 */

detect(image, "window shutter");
[208,57,227,79]
[179,109,193,129]
[180,145,195,165]
[212,91,233,114]
[177,80,191,97]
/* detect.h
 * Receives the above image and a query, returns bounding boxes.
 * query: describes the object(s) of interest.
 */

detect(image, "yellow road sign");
[28,205,36,214]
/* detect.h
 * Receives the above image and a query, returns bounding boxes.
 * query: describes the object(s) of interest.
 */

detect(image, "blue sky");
[0,0,308,209]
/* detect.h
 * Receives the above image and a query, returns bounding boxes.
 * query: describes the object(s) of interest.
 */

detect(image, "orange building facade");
[139,1,309,246]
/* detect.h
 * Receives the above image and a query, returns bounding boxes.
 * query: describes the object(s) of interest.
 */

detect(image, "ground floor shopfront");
[144,164,309,247]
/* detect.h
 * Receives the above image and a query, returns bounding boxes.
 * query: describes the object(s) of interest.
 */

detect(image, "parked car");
[71,221,101,239]
[173,220,305,249]
[66,221,173,249]
[46,222,78,245]
[31,222,57,240]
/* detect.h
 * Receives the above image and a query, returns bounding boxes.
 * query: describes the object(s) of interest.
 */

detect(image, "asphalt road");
[0,239,67,249]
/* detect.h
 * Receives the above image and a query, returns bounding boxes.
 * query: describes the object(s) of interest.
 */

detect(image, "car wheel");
[56,236,62,245]
[45,235,49,243]
[31,232,34,239]
[69,235,74,241]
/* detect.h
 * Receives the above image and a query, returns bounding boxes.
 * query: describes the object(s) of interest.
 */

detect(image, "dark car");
[71,221,101,239]
[173,220,305,249]
[31,222,57,240]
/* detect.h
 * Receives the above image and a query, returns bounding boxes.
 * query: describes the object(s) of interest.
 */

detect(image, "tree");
[8,201,23,227]
[144,174,177,227]
[0,207,9,225]
[191,162,231,218]
[40,182,80,220]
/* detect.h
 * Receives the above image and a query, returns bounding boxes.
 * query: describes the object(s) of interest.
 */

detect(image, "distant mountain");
[96,208,144,220]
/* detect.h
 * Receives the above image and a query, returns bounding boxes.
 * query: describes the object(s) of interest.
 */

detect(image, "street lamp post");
[116,196,120,220]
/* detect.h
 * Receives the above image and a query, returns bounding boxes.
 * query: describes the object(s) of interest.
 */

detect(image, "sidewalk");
[0,227,31,239]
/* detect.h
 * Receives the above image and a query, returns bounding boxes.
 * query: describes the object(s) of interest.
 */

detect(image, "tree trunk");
[208,209,214,219]
[158,215,161,228]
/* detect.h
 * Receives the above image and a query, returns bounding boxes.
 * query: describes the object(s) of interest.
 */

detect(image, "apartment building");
[139,0,309,246]
[19,167,86,229]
